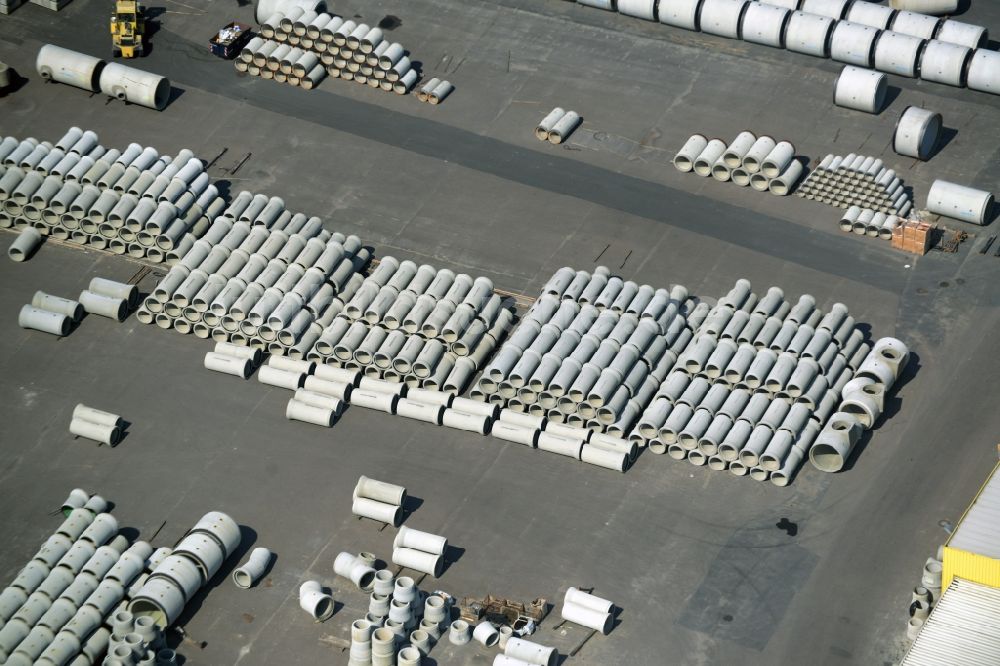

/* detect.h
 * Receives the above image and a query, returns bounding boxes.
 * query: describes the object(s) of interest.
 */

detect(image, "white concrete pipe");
[18,304,71,336]
[693,139,726,177]
[722,131,757,168]
[8,227,42,261]
[79,290,127,320]
[473,621,500,647]
[334,552,376,589]
[548,111,581,144]
[449,620,471,645]
[658,0,701,28]
[392,547,443,577]
[936,20,987,50]
[893,106,941,160]
[504,637,557,666]
[846,2,895,30]
[834,66,887,114]
[561,601,612,634]
[356,475,406,505]
[761,141,795,178]
[809,412,864,472]
[69,417,121,445]
[536,108,566,142]
[926,180,994,225]
[231,547,272,589]
[967,49,1000,95]
[618,0,655,19]
[442,408,491,434]
[889,0,955,16]
[919,40,971,87]
[36,45,105,92]
[699,0,749,39]
[99,63,171,110]
[258,365,305,389]
[768,161,803,195]
[90,277,138,307]
[891,10,940,40]
[204,352,252,379]
[353,497,401,526]
[830,21,881,67]
[740,2,790,47]
[785,11,835,57]
[873,31,925,77]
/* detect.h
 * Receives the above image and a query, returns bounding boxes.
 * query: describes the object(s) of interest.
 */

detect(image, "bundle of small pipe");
[352,475,406,527]
[354,575,453,664]
[673,132,804,196]
[0,489,179,665]
[560,587,615,635]
[534,108,583,145]
[18,291,83,336]
[0,129,224,263]
[797,153,913,217]
[137,193,371,358]
[239,10,421,94]
[392,525,448,578]
[573,0,999,96]
[69,403,124,447]
[809,337,909,473]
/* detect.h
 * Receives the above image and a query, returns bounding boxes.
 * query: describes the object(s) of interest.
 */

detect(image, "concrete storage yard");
[2,0,1000,663]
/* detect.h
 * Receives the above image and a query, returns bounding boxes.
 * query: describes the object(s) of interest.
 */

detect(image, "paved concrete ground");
[1,0,1000,664]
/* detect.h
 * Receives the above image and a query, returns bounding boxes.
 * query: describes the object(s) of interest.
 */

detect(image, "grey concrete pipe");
[36,45,104,92]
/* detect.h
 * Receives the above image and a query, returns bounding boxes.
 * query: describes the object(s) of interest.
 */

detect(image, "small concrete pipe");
[889,1,956,17]
[926,180,994,225]
[353,497,401,526]
[761,141,795,178]
[79,290,127,320]
[768,161,804,196]
[392,547,443,577]
[834,66,887,114]
[394,525,447,555]
[561,601,612,634]
[693,139,726,177]
[699,0,750,39]
[473,621,500,647]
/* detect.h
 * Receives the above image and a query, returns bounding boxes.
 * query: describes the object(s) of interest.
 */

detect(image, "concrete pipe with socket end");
[394,525,447,555]
[355,475,405,505]
[99,63,171,111]
[919,40,972,87]
[299,580,335,621]
[19,305,71,336]
[334,552,376,589]
[874,31,925,78]
[548,111,581,144]
[830,21,881,67]
[809,412,864,472]
[893,106,941,160]
[36,45,105,92]
[693,139,726,177]
[581,444,629,472]
[889,1,955,17]
[699,0,749,39]
[232,548,272,589]
[673,134,708,173]
[926,180,994,225]
[442,409,491,434]
[740,2,791,47]
[89,277,138,307]
[353,497,401,526]
[561,601,612,634]
[935,20,987,50]
[800,0,850,18]
[9,227,43,261]
[204,352,252,379]
[768,161,804,196]
[257,365,304,390]
[286,399,336,427]
[473,621,500,647]
[834,66,887,114]
[392,547,443,577]
[785,11,835,57]
[967,49,1000,96]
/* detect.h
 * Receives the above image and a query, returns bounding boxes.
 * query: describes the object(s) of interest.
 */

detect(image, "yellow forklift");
[110,0,145,58]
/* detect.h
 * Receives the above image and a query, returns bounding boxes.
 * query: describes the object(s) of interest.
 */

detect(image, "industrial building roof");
[901,579,1000,666]
[948,462,1000,559]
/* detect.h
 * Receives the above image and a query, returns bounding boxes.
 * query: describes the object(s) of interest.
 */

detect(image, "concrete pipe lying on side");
[392,547,443,577]
[740,2,791,47]
[873,31,925,78]
[473,621,500,647]
[967,49,1000,95]
[233,547,272,589]
[891,10,941,40]
[99,63,171,111]
[442,408,491,434]
[934,20,986,50]
[258,365,305,389]
[918,40,972,87]
[353,497,401,526]
[547,111,581,145]
[334,552,377,589]
[204,352,252,379]
[394,525,447,555]
[9,227,43,261]
[298,580,335,621]
[70,417,121,445]
[888,0,956,17]
[893,106,941,160]
[428,80,454,104]
[673,134,708,173]
[768,161,804,196]
[830,21,881,67]
[89,277,138,307]
[761,141,795,178]
[79,290,127,321]
[581,444,628,472]
[801,0,850,19]
[693,139,726,177]
[535,108,566,142]
[560,600,612,634]
[699,0,750,39]
[505,637,557,666]
[834,66,887,114]
[287,399,336,427]
[617,0,655,20]
[926,180,994,225]
[36,45,105,92]
[785,10,835,57]
[846,1,895,30]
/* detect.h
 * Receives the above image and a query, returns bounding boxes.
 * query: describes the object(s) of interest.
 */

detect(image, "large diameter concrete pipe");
[722,131,756,168]
[761,141,795,178]
[578,0,614,8]
[699,0,749,39]
[617,0,655,20]
[99,63,171,110]
[834,66,887,114]
[919,40,972,87]
[891,10,941,40]
[356,475,405,505]
[967,49,1000,95]
[873,31,925,77]
[847,2,895,30]
[926,180,994,225]
[204,352,252,379]
[830,22,881,68]
[893,106,941,160]
[36,45,105,92]
[659,0,702,29]
[21,307,71,336]
[673,134,708,173]
[740,2,790,47]
[889,0,956,15]
[934,20,986,50]
[785,11,835,57]
[8,227,43,261]
[800,0,849,19]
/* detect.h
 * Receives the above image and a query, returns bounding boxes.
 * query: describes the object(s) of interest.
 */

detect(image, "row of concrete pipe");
[798,152,914,217]
[673,132,804,195]
[69,403,125,447]
[574,0,999,95]
[0,489,189,665]
[35,44,172,111]
[240,7,425,96]
[837,205,904,239]
[0,129,223,263]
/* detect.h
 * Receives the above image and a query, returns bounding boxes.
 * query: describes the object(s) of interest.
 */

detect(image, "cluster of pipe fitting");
[674,132,803,195]
[905,546,943,640]
[352,475,406,527]
[0,488,179,665]
[69,403,125,447]
[800,152,913,218]
[104,609,169,666]
[392,526,448,578]
[535,108,583,145]
[560,587,615,635]
[244,4,422,95]
[573,0,998,96]
[0,128,223,263]
[36,44,172,110]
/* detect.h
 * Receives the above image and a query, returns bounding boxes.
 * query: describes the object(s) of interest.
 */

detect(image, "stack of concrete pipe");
[392,525,448,578]
[18,290,83,336]
[240,9,421,95]
[572,0,999,95]
[560,587,614,635]
[810,337,909,472]
[0,129,224,263]
[353,574,450,664]
[797,153,913,217]
[0,489,182,665]
[129,511,242,629]
[36,44,172,110]
[69,403,124,446]
[80,276,136,322]
[204,340,264,379]
[534,108,583,145]
[353,475,406,527]
[673,132,804,196]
